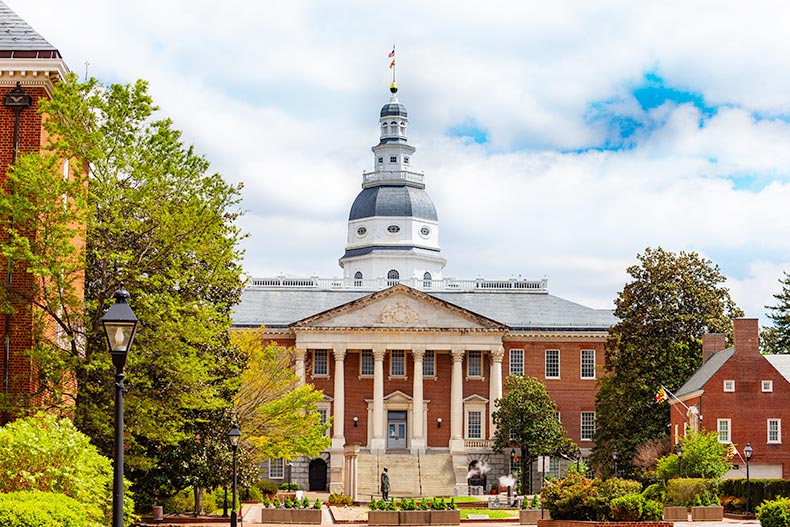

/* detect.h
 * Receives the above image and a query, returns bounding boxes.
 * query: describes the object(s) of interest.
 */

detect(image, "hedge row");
[0,491,88,527]
[720,479,790,512]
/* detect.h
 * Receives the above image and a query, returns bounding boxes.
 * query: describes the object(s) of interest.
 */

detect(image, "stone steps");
[357,452,456,499]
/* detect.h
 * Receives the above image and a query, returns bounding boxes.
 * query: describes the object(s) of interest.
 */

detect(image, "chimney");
[702,333,726,363]
[733,318,759,356]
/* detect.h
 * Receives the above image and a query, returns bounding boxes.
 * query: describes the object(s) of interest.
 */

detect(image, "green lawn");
[451,496,489,504]
[459,508,519,519]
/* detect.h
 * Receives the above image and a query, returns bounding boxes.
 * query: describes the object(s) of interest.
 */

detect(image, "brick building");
[0,1,71,422]
[671,318,790,478]
[233,82,615,498]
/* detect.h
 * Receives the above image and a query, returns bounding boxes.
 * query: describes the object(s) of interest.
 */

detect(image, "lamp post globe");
[611,450,619,478]
[228,423,241,527]
[744,442,753,514]
[102,289,138,527]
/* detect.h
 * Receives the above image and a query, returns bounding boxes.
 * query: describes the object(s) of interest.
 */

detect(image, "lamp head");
[744,442,753,460]
[228,423,241,449]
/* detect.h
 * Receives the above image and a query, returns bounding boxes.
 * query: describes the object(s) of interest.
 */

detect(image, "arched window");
[423,271,432,289]
[354,271,363,287]
[387,269,399,286]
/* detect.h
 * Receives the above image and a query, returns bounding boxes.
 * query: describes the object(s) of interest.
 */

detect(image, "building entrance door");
[387,410,407,449]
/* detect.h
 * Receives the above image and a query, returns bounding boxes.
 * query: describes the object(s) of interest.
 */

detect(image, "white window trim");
[763,380,774,393]
[269,458,285,479]
[389,350,407,379]
[509,349,524,376]
[316,402,331,437]
[580,411,595,442]
[312,349,329,378]
[717,418,731,443]
[464,400,487,440]
[422,350,436,378]
[580,349,596,379]
[466,350,484,379]
[545,349,560,379]
[723,380,735,392]
[359,350,374,378]
[768,418,782,444]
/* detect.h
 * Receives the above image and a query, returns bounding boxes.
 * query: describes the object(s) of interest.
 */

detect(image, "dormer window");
[404,156,410,164]
[378,157,384,164]
[390,156,397,163]
[387,225,400,234]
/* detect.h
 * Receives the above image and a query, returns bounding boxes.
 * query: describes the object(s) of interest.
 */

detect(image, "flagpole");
[660,384,690,412]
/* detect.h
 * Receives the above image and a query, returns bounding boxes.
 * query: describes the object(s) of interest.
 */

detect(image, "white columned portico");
[489,347,504,438]
[371,347,386,453]
[411,347,426,454]
[294,349,306,386]
[329,346,347,494]
[450,348,465,453]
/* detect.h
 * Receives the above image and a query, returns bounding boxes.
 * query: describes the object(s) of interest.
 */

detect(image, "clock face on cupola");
[339,82,446,288]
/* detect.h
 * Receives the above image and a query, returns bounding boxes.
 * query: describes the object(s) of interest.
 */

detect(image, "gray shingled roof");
[349,186,438,221]
[675,347,735,398]
[232,287,616,331]
[765,355,790,383]
[0,1,60,55]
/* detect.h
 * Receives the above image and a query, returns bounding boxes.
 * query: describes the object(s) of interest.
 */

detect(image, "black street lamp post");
[229,423,241,527]
[675,444,684,478]
[744,442,753,514]
[612,450,619,478]
[102,289,139,527]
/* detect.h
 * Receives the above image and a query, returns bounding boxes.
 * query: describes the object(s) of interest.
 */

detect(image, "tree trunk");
[193,486,205,516]
[521,453,530,495]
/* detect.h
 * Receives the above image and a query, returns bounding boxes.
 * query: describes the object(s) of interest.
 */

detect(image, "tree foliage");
[492,375,576,494]
[0,413,133,526]
[764,271,790,354]
[655,430,732,479]
[2,74,247,495]
[233,329,330,460]
[593,247,742,476]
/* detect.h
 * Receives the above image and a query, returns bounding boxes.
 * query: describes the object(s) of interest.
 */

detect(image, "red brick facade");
[671,319,790,478]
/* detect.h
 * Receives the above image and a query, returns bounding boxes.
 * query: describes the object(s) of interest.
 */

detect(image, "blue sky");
[12,0,790,324]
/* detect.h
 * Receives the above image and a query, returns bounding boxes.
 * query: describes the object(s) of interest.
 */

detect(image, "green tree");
[593,247,742,477]
[655,430,732,479]
[0,413,134,526]
[764,272,790,354]
[232,329,330,461]
[2,74,247,493]
[492,375,576,494]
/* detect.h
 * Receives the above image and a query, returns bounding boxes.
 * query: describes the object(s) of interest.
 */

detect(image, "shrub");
[246,486,263,503]
[258,480,279,495]
[541,472,642,521]
[756,496,790,527]
[400,498,417,511]
[279,482,300,491]
[313,498,322,509]
[642,499,664,521]
[642,482,666,503]
[263,496,271,508]
[523,495,540,509]
[610,494,645,521]
[273,496,281,508]
[721,479,790,512]
[420,498,429,510]
[328,493,352,506]
[666,478,719,507]
[0,491,88,527]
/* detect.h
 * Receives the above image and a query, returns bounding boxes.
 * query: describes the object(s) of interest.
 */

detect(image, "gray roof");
[349,185,438,221]
[381,102,407,118]
[765,355,790,383]
[675,347,735,398]
[0,1,60,55]
[232,287,616,331]
[342,245,441,259]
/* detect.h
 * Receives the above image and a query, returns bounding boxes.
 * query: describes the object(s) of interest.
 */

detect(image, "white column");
[371,347,386,453]
[329,346,347,494]
[450,348,465,453]
[294,349,306,386]
[411,347,425,454]
[489,347,504,438]
[332,347,347,448]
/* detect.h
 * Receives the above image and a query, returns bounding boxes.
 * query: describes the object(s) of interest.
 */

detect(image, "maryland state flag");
[727,443,739,459]
[655,388,668,404]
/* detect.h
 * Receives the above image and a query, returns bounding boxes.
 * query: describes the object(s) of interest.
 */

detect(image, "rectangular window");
[390,350,405,377]
[717,418,731,443]
[723,380,735,392]
[378,157,384,164]
[509,349,524,375]
[390,155,397,163]
[467,351,482,377]
[768,418,782,444]
[423,350,435,377]
[360,350,374,377]
[269,458,284,479]
[468,411,482,439]
[313,350,328,376]
[545,349,560,379]
[581,412,595,441]
[556,411,562,423]
[581,349,596,379]
[763,380,774,392]
[318,408,328,425]
[548,457,560,479]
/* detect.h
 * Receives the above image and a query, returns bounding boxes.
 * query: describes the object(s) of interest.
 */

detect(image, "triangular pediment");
[384,390,412,403]
[291,284,507,331]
